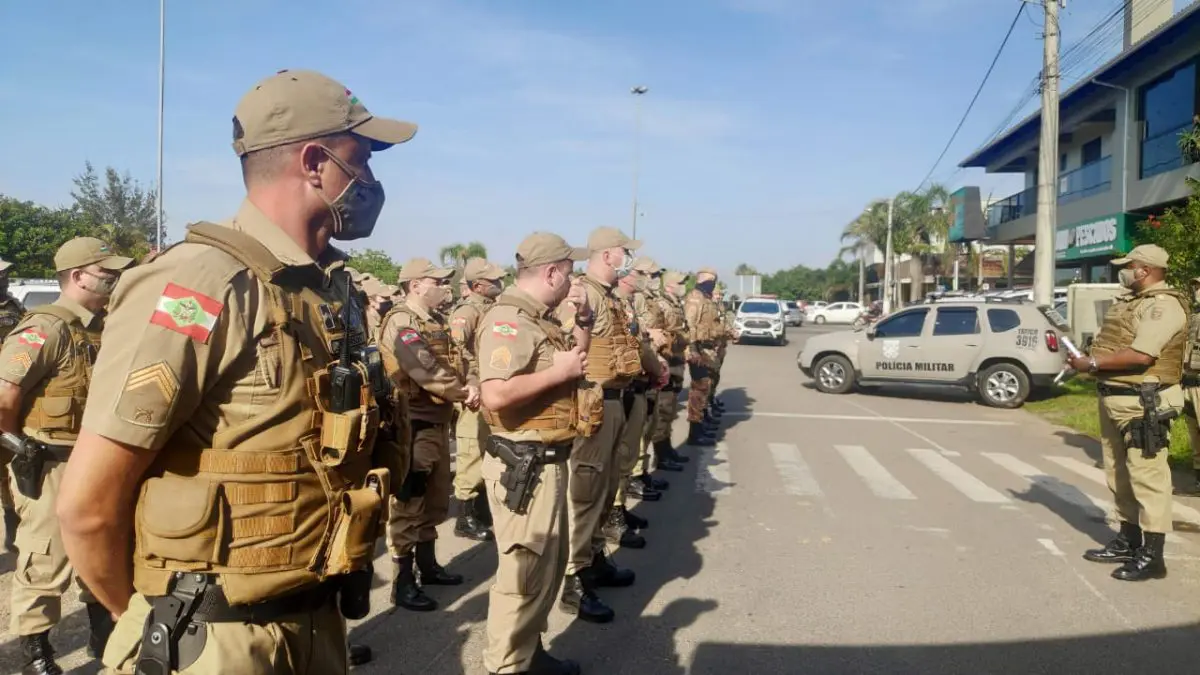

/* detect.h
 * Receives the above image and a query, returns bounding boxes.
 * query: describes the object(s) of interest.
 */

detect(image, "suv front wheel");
[812,354,855,394]
[977,363,1030,408]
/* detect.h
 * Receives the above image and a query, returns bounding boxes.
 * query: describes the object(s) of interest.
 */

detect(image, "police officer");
[0,238,132,674]
[684,268,724,446]
[649,270,690,472]
[558,227,642,624]
[450,257,506,541]
[381,257,479,611]
[58,69,415,674]
[363,277,397,343]
[477,232,588,675]
[710,286,736,413]
[627,257,672,497]
[602,258,665,550]
[0,256,25,551]
[1177,275,1200,497]
[1071,245,1187,582]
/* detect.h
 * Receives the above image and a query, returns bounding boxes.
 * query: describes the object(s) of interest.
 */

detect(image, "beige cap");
[632,256,660,274]
[587,226,641,252]
[231,69,418,156]
[1112,244,1169,269]
[515,233,589,268]
[464,257,506,282]
[362,277,398,297]
[54,237,134,273]
[0,258,12,273]
[696,266,719,279]
[663,270,689,285]
[397,258,455,281]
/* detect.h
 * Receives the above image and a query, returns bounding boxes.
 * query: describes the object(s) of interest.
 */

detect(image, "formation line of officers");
[0,68,735,675]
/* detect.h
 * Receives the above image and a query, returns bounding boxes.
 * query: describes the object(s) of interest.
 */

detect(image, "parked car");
[783,300,803,326]
[735,296,787,346]
[8,279,60,309]
[808,301,864,325]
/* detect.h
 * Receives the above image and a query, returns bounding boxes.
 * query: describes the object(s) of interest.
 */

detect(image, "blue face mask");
[696,280,717,295]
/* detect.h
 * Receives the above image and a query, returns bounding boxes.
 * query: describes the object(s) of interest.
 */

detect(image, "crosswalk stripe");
[695,442,733,494]
[1046,455,1200,529]
[767,443,822,496]
[835,445,915,500]
[907,448,1010,503]
[982,452,1109,519]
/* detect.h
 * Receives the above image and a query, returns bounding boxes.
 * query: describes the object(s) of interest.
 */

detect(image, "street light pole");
[883,197,895,314]
[631,85,648,240]
[156,0,166,251]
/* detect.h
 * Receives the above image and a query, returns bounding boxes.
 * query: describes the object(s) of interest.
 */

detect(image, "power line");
[915,3,1026,191]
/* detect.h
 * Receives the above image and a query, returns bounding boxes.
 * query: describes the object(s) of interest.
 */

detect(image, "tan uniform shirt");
[380,295,469,423]
[449,293,493,387]
[478,287,568,443]
[0,297,100,444]
[1123,282,1188,358]
[81,199,360,452]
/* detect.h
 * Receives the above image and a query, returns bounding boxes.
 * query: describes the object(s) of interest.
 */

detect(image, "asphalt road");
[3,322,1200,673]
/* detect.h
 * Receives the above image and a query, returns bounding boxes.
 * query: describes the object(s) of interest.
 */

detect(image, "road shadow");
[546,438,720,674]
[851,384,979,406]
[1008,478,1113,546]
[688,622,1200,674]
[1052,430,1104,466]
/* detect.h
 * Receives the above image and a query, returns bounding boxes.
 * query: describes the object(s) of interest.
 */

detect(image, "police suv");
[735,295,787,346]
[796,297,1068,408]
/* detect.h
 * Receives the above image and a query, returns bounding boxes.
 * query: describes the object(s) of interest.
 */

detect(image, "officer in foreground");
[1071,245,1187,581]
[477,232,589,675]
[1178,275,1200,497]
[0,238,132,675]
[57,69,415,673]
[0,256,25,551]
[450,257,507,541]
[381,257,478,611]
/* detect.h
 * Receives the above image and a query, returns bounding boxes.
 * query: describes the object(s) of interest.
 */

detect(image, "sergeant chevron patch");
[117,361,180,428]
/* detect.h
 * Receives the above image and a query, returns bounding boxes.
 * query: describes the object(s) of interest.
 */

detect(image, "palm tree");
[438,241,489,268]
[733,263,758,276]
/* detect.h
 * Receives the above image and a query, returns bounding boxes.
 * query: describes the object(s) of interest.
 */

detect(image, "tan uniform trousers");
[651,366,684,444]
[102,592,348,674]
[633,390,659,476]
[613,391,648,507]
[454,406,489,501]
[566,398,625,574]
[10,459,96,635]
[388,421,453,557]
[1098,387,1183,534]
[1183,385,1200,470]
[482,452,568,674]
[0,455,14,510]
[687,359,713,424]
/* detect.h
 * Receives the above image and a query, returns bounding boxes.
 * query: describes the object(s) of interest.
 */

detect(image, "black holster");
[135,573,210,675]
[485,436,546,515]
[1129,382,1179,459]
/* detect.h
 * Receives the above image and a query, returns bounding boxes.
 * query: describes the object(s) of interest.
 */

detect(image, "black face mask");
[696,280,717,296]
[376,302,393,315]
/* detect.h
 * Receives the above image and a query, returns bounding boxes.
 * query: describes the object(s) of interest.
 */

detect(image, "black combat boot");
[622,506,648,530]
[663,444,690,464]
[20,632,62,675]
[602,506,645,549]
[1174,468,1200,496]
[626,478,661,501]
[415,540,464,586]
[1113,532,1168,581]
[4,507,19,552]
[686,423,716,447]
[85,602,114,659]
[653,439,686,470]
[349,643,373,666]
[559,573,615,623]
[711,397,726,412]
[454,498,494,541]
[1083,522,1141,564]
[391,555,437,612]
[639,471,669,491]
[590,550,636,587]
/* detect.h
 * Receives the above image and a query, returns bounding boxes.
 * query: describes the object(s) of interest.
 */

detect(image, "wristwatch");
[576,312,595,329]
[1088,357,1099,374]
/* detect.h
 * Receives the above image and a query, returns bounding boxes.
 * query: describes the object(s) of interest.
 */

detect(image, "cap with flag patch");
[54,237,135,273]
[232,69,418,156]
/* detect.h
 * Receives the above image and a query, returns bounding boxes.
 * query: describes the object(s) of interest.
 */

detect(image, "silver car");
[783,301,803,326]
[796,299,1068,408]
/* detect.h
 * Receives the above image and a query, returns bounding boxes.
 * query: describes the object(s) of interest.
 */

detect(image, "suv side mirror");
[866,325,877,339]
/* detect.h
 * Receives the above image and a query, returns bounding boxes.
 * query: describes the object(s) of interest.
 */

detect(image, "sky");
[0,0,1178,280]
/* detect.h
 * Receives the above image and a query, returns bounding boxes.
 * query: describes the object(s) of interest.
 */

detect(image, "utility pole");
[1033,0,1062,307]
[883,197,895,314]
[155,0,166,252]
[857,244,866,303]
[630,85,648,240]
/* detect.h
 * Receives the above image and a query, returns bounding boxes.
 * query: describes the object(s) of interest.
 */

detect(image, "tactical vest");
[0,296,23,340]
[480,292,578,444]
[685,291,722,342]
[133,223,389,606]
[1091,287,1188,386]
[580,276,643,387]
[1186,313,1200,374]
[19,304,100,443]
[658,293,687,356]
[379,303,462,405]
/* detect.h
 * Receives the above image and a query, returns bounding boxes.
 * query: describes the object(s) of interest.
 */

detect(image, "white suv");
[8,279,60,309]
[735,296,787,346]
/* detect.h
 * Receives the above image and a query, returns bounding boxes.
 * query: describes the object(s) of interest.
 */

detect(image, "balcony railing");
[1140,122,1193,179]
[986,156,1113,228]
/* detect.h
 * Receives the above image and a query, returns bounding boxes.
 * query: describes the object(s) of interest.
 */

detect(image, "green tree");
[733,263,757,276]
[70,161,164,259]
[347,248,401,284]
[1133,177,1200,291]
[0,196,93,277]
[438,241,488,268]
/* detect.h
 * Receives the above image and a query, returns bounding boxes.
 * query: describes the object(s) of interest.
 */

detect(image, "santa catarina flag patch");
[151,283,223,343]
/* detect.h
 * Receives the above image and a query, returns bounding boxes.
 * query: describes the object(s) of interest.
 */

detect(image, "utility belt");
[693,340,717,350]
[628,380,650,395]
[1097,382,1168,398]
[603,387,624,401]
[485,436,571,515]
[134,574,346,674]
[0,432,72,500]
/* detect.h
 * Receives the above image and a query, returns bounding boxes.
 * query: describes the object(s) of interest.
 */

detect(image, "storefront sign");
[948,186,986,242]
[1054,212,1139,262]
